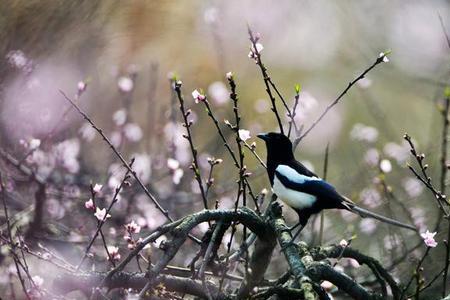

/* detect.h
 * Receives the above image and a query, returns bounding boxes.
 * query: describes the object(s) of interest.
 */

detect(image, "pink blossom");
[107,246,121,261]
[94,207,111,221]
[421,230,438,248]
[320,280,333,290]
[339,239,348,247]
[77,81,87,93]
[347,258,360,268]
[192,89,206,103]
[238,129,251,142]
[93,184,102,193]
[125,220,141,234]
[226,71,233,80]
[84,198,94,210]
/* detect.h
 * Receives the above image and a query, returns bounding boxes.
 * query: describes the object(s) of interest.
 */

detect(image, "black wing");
[275,164,348,209]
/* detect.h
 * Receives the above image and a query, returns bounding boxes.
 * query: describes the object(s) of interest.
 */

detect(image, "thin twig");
[404,133,449,216]
[77,160,134,270]
[295,52,390,147]
[1,173,31,300]
[400,247,431,300]
[247,26,284,134]
[59,90,201,245]
[173,81,209,210]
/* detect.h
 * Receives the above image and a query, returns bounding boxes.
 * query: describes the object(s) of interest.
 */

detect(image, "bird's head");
[257,132,294,163]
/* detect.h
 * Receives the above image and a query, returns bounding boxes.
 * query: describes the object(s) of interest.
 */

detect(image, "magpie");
[257,132,416,242]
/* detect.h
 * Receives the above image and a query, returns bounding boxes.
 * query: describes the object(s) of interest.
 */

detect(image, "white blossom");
[124,123,143,142]
[117,76,134,92]
[172,168,184,184]
[113,109,127,126]
[248,43,264,58]
[6,50,29,70]
[54,139,80,174]
[29,138,41,150]
[32,275,44,287]
[384,141,410,164]
[79,122,96,142]
[339,239,348,247]
[379,52,389,63]
[208,81,229,105]
[350,123,378,143]
[106,245,121,261]
[94,207,111,221]
[125,220,141,234]
[192,89,206,103]
[133,153,151,184]
[360,188,382,208]
[167,158,180,170]
[402,177,424,198]
[203,7,218,24]
[93,184,103,193]
[357,77,372,89]
[110,131,122,147]
[379,159,392,173]
[238,129,251,142]
[364,148,380,167]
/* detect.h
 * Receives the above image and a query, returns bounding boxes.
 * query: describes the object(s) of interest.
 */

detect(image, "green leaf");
[295,83,301,94]
[444,86,450,98]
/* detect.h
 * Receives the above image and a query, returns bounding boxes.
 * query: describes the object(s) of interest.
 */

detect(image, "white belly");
[273,177,316,209]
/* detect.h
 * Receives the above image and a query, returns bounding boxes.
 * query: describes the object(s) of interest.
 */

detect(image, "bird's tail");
[341,197,417,231]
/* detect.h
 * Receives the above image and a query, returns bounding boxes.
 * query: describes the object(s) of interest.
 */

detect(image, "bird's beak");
[257,133,269,141]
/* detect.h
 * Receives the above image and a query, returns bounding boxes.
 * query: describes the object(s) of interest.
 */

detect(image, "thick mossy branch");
[310,245,400,300]
[268,202,317,300]
[54,205,399,299]
[54,272,230,299]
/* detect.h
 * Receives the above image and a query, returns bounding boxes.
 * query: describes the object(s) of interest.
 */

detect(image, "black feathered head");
[257,132,294,165]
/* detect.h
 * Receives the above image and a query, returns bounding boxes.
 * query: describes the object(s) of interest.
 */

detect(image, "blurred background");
[1,0,450,298]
